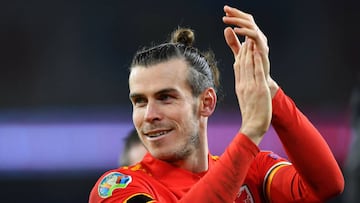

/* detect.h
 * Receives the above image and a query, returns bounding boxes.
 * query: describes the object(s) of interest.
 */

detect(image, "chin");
[149,149,173,161]
[152,148,191,163]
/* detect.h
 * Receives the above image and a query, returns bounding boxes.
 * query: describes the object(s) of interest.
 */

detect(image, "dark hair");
[130,27,221,97]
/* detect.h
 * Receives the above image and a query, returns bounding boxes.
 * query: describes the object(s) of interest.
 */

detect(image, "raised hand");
[233,39,272,145]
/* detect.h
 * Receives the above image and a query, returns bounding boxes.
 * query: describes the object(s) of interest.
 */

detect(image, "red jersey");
[90,150,290,203]
[89,89,344,203]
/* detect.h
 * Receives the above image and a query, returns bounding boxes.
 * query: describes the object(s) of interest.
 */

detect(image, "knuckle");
[233,62,239,70]
[247,14,254,22]
[236,86,245,95]
[263,35,268,42]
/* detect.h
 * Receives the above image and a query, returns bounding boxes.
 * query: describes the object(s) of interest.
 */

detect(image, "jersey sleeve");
[267,88,344,202]
[255,152,320,202]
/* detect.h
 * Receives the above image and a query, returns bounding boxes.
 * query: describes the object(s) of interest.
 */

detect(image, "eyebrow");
[129,88,179,100]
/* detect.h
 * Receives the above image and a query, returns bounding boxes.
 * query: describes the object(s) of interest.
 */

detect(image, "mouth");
[144,129,172,140]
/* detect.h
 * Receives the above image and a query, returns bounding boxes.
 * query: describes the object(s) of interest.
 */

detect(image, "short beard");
[156,100,201,163]
[159,131,200,163]
[170,104,201,162]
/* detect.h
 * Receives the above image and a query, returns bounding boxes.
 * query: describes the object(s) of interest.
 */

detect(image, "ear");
[199,88,217,117]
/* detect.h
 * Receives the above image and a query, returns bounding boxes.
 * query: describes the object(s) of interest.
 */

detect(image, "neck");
[171,118,209,173]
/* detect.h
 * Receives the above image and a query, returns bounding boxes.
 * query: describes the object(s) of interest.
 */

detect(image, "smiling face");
[129,58,202,162]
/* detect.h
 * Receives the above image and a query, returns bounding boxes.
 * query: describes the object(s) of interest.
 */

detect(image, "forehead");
[129,58,190,94]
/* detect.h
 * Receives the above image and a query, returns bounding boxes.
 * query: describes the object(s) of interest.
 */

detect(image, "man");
[90,5,344,202]
[118,128,147,166]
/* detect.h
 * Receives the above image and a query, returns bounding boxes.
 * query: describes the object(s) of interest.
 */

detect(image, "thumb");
[224,27,241,58]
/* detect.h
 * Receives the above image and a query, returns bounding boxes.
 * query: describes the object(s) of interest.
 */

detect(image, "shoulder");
[98,164,150,184]
[89,164,155,203]
[252,151,291,175]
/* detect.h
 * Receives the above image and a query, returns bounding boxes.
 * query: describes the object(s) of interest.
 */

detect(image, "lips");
[144,129,172,140]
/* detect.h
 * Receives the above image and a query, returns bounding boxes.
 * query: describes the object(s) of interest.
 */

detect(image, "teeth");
[148,131,167,138]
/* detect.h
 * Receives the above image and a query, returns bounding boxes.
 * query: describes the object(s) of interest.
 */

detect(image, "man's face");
[129,58,201,162]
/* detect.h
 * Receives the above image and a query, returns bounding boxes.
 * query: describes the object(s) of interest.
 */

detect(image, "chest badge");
[235,185,254,203]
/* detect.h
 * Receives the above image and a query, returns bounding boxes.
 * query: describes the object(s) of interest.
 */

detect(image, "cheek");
[132,109,142,129]
[179,108,198,129]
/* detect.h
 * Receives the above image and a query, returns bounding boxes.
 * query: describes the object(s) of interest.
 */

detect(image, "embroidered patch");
[235,185,254,203]
[98,172,132,198]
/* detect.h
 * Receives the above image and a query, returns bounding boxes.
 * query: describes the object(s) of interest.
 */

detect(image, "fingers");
[234,40,256,93]
[223,4,270,81]
[233,40,245,86]
[224,5,252,22]
[253,50,266,86]
[244,40,255,85]
[235,39,271,144]
[223,5,257,34]
[222,5,268,53]
[226,5,272,144]
[239,40,248,85]
[242,40,266,86]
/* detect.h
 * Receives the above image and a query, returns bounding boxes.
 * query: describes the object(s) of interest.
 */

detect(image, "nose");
[144,100,161,122]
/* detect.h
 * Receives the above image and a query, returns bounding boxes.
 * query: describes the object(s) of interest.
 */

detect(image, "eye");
[158,94,174,103]
[132,97,147,107]
[159,94,170,100]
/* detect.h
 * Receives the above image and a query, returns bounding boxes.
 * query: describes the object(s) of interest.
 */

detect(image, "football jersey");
[90,150,292,203]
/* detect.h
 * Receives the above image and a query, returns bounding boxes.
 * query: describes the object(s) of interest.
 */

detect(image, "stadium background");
[0,0,358,202]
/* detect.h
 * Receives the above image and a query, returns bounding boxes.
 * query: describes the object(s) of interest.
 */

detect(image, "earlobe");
[200,88,217,117]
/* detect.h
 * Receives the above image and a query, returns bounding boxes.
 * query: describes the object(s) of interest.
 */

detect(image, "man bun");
[170,28,195,47]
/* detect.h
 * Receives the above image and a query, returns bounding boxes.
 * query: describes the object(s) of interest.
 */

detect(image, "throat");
[166,151,209,173]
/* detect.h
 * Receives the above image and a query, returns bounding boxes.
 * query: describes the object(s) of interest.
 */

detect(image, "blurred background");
[0,0,358,202]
